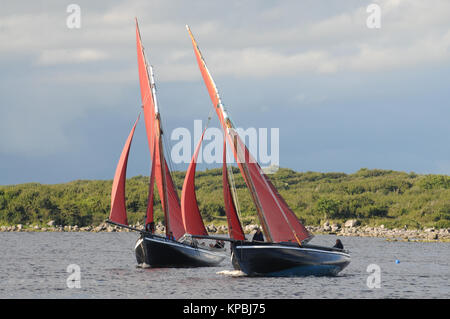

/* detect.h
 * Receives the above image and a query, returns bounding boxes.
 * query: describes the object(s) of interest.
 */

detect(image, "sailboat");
[107,19,225,268]
[186,26,351,276]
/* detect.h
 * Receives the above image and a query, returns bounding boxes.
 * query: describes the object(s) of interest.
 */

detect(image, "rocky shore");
[1,219,449,242]
[307,219,450,242]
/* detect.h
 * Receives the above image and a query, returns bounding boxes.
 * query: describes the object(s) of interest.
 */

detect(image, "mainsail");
[109,114,140,226]
[135,19,184,239]
[186,25,312,244]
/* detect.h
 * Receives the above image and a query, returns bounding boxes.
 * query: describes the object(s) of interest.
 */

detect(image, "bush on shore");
[0,168,449,229]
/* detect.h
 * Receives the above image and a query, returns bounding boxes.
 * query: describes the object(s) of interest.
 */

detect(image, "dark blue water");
[0,232,449,298]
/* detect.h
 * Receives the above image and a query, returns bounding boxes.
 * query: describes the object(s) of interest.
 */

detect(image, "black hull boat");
[135,233,226,268]
[186,27,352,277]
[108,21,230,270]
[231,241,351,277]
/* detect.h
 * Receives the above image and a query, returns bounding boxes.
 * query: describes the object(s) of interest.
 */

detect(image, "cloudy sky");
[1,0,450,185]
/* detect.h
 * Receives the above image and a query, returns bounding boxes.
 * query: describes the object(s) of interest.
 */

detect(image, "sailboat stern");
[231,242,351,277]
[134,234,226,268]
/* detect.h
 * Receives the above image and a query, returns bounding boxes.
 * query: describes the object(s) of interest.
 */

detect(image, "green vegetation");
[0,168,449,229]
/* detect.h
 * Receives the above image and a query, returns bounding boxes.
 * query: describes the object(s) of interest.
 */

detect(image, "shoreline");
[1,220,449,242]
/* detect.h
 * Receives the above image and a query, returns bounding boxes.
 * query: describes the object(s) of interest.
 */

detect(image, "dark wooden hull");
[231,242,351,277]
[135,234,226,268]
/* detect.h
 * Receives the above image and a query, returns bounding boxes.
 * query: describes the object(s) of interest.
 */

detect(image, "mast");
[149,64,171,236]
[145,142,156,226]
[156,117,170,235]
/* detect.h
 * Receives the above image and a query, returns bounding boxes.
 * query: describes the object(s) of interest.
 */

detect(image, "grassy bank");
[0,168,449,230]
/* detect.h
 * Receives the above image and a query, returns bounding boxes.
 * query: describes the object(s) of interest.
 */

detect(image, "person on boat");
[191,238,199,248]
[252,228,264,242]
[166,231,175,241]
[333,239,344,249]
[145,221,155,234]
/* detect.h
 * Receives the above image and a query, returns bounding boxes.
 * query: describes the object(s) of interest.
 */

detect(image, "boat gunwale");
[234,243,351,258]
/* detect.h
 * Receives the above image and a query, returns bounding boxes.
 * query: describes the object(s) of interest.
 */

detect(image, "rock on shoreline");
[1,220,449,242]
[307,220,450,242]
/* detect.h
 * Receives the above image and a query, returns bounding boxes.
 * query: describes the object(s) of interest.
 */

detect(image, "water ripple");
[0,233,449,298]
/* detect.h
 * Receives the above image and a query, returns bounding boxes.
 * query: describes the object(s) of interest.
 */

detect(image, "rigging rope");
[227,162,243,221]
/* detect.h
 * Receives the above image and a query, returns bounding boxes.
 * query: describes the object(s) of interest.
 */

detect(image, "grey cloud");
[0,0,449,181]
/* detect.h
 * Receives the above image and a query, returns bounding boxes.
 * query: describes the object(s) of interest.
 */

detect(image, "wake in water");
[216,270,246,277]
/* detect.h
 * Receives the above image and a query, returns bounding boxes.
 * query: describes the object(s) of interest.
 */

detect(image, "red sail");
[153,133,185,239]
[109,114,140,226]
[145,143,156,226]
[181,129,208,236]
[222,139,245,240]
[187,26,312,244]
[135,20,156,154]
[231,131,311,243]
[162,160,185,239]
[136,19,185,239]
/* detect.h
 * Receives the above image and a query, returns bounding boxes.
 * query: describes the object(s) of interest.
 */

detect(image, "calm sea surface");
[0,232,449,299]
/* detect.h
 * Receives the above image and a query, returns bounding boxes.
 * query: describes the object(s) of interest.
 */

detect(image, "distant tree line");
[0,168,449,229]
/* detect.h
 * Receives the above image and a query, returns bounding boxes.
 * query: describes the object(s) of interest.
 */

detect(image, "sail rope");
[227,162,242,221]
[205,107,214,131]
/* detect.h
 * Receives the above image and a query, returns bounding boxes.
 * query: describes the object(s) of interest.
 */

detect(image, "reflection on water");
[0,232,449,298]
